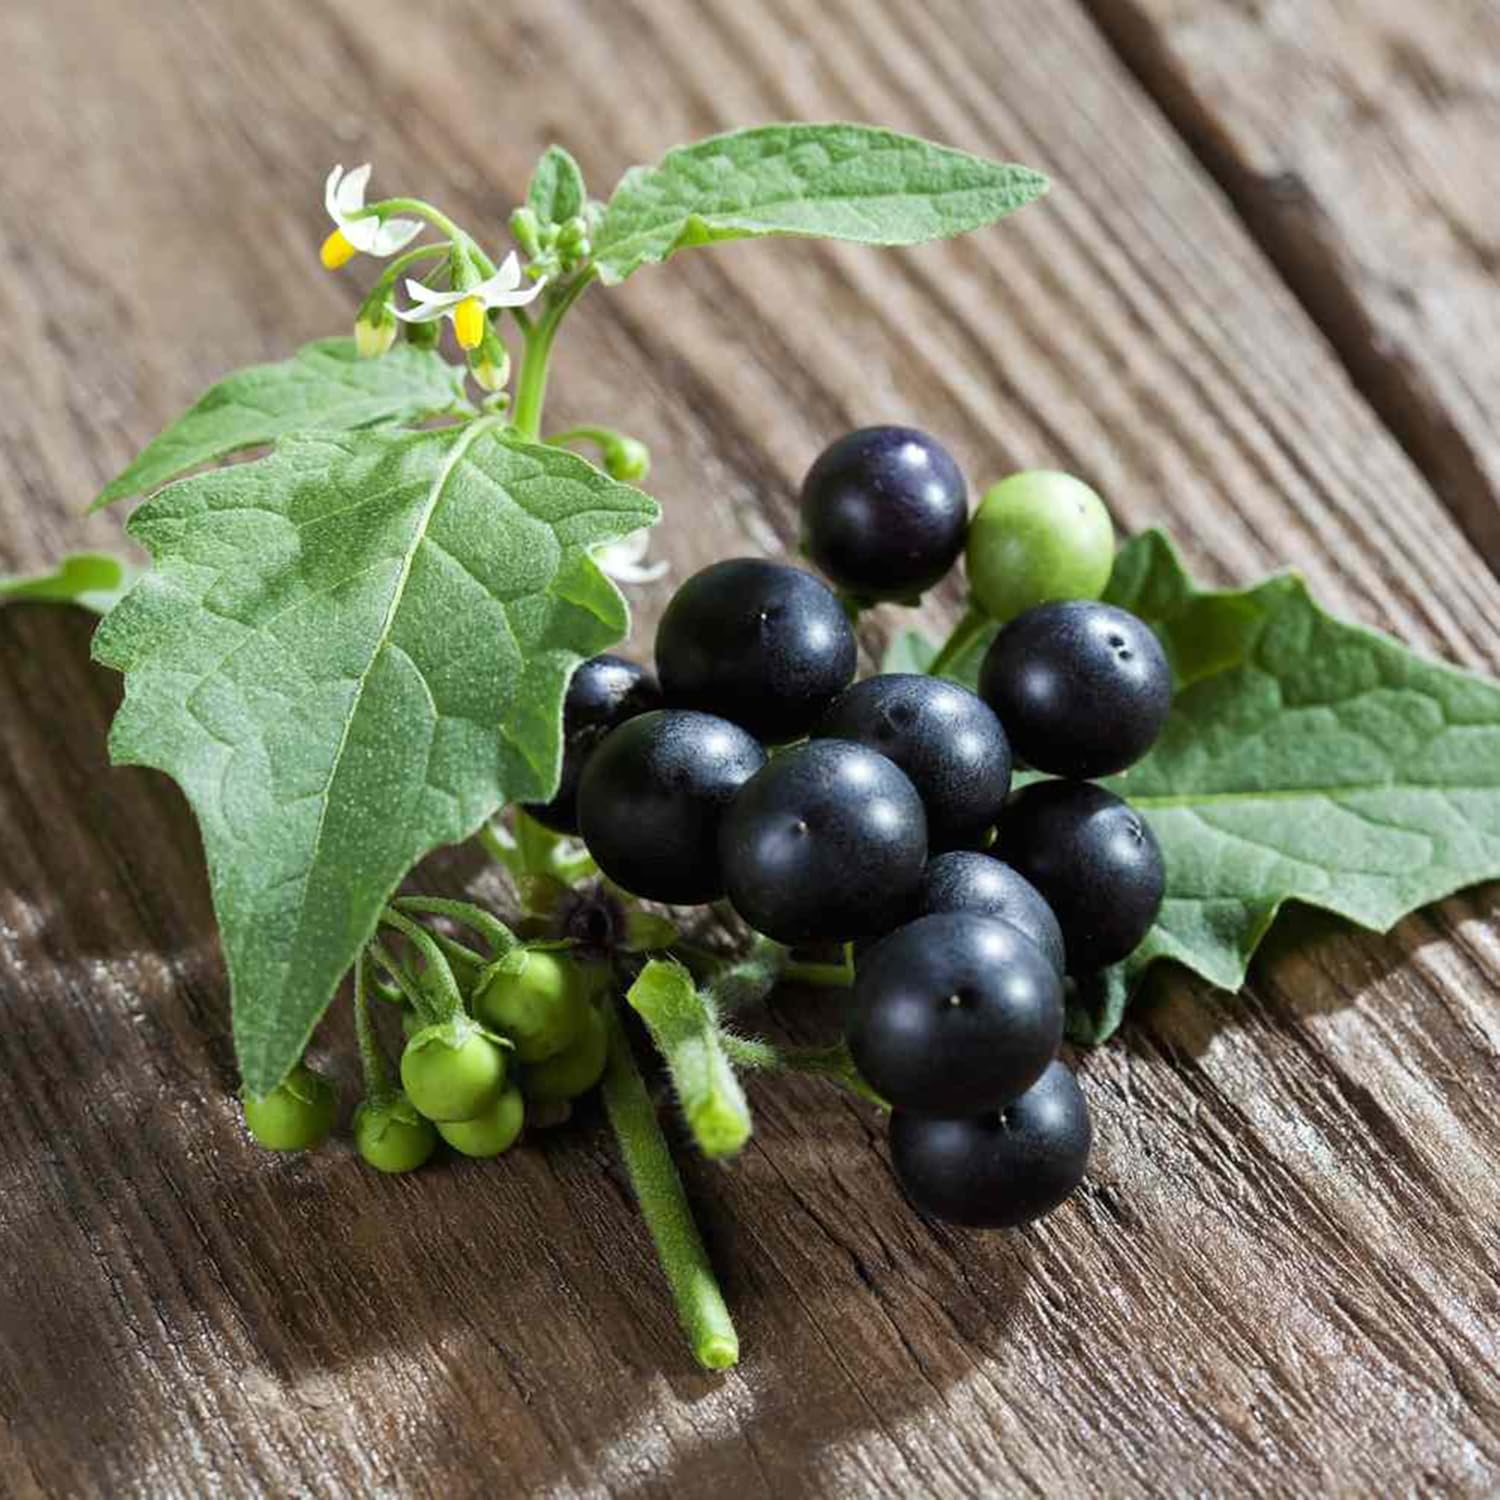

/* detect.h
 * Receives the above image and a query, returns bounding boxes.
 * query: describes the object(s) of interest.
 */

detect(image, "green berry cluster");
[240,901,611,1175]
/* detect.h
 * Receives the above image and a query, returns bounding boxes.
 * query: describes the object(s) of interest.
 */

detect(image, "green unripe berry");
[473,948,589,1063]
[437,1086,525,1158]
[603,437,651,483]
[400,1020,507,1122]
[966,470,1115,623]
[241,1063,338,1152]
[522,1003,607,1102]
[354,1093,438,1173]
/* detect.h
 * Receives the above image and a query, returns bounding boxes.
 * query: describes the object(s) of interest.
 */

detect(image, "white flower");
[321,164,422,266]
[393,252,546,349]
[594,530,668,586]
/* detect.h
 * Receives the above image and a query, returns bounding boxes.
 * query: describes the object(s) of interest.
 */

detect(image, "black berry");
[524,654,662,834]
[999,780,1164,971]
[978,601,1171,778]
[799,426,968,600]
[889,1059,1092,1228]
[916,851,1065,975]
[848,912,1062,1116]
[656,558,856,743]
[578,709,766,904]
[814,674,1011,852]
[720,740,927,944]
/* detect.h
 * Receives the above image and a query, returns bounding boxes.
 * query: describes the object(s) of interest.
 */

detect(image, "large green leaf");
[1093,532,1500,1027]
[0,551,142,615]
[93,422,657,1093]
[593,123,1048,285]
[92,339,473,510]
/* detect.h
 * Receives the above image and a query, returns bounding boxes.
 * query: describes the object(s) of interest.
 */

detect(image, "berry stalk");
[599,1004,739,1371]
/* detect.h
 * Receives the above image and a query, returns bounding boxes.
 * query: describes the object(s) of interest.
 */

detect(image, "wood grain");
[1087,0,1500,569]
[1,0,1498,1494]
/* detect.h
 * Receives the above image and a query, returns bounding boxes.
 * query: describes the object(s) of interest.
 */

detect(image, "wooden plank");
[1087,0,1500,569]
[1,0,1498,1494]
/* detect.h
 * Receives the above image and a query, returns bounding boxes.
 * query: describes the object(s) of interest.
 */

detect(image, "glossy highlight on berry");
[578,709,767,904]
[814,674,1011,852]
[720,739,928,944]
[799,426,968,600]
[655,558,857,742]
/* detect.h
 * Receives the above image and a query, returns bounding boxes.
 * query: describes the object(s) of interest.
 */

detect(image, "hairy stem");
[627,960,751,1159]
[721,1034,885,1108]
[353,956,395,1101]
[600,1005,739,1370]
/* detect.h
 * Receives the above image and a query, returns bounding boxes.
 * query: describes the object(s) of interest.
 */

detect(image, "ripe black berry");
[656,558,856,743]
[889,1059,1092,1228]
[799,426,968,600]
[720,740,927,944]
[578,710,766,905]
[814,675,1011,852]
[524,654,662,834]
[848,912,1062,1116]
[999,780,1164,971]
[916,851,1065,975]
[978,601,1171,778]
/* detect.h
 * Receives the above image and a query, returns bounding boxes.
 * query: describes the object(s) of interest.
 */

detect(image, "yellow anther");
[453,295,485,350]
[320,228,357,270]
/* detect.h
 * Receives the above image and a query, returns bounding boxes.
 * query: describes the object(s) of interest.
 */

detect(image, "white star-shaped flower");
[393,253,546,349]
[593,530,668,586]
[320,164,422,267]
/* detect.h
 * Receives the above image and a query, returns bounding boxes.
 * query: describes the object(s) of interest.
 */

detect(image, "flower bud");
[469,341,511,393]
[354,307,398,358]
[604,436,651,483]
[509,205,542,258]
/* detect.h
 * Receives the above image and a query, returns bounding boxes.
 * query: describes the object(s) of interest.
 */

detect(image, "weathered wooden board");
[1089,0,1500,568]
[1,0,1498,1494]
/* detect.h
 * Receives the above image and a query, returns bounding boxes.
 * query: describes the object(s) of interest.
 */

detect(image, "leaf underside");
[91,339,473,511]
[94,425,656,1093]
[594,123,1049,284]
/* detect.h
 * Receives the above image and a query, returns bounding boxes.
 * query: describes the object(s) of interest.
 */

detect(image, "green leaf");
[528,145,587,226]
[0,551,142,615]
[881,628,937,674]
[93,422,657,1093]
[92,339,473,511]
[1086,530,1500,1037]
[626,958,751,1160]
[593,123,1048,285]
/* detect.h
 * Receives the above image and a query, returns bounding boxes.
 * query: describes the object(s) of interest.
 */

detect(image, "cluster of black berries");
[531,428,1171,1230]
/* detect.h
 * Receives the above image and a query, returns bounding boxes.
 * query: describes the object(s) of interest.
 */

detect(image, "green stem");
[702,935,786,1016]
[782,946,855,988]
[366,241,450,298]
[354,955,395,1101]
[512,270,597,441]
[391,896,518,957]
[368,940,436,1022]
[378,907,465,1022]
[926,603,991,678]
[365,198,480,259]
[599,1005,739,1371]
[721,1035,885,1108]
